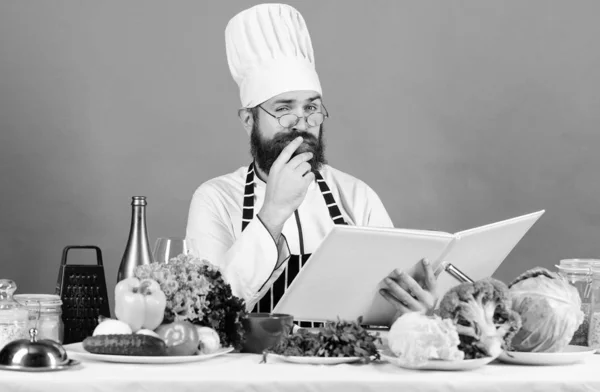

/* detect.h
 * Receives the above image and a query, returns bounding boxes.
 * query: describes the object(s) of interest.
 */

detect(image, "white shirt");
[185,164,394,311]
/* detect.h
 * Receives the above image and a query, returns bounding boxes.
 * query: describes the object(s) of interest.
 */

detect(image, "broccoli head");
[438,278,521,359]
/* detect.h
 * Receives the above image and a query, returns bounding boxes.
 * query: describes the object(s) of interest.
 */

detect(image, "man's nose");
[291,115,309,131]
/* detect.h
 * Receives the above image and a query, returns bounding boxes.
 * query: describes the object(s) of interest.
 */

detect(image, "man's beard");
[250,124,327,175]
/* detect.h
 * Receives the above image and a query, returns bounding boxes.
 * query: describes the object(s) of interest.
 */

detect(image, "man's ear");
[238,108,254,136]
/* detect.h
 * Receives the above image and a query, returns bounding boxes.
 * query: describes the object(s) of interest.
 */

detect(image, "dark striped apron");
[241,162,347,327]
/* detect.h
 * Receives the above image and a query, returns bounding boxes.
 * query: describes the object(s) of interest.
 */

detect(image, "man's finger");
[390,269,427,301]
[272,136,304,170]
[382,278,420,310]
[303,171,315,185]
[295,162,312,176]
[379,289,410,314]
[395,271,428,303]
[422,258,436,292]
[288,151,313,169]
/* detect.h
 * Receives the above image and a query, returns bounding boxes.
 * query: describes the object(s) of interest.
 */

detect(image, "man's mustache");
[272,131,318,146]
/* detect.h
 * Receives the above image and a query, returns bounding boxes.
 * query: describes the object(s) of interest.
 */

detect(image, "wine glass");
[152,237,192,264]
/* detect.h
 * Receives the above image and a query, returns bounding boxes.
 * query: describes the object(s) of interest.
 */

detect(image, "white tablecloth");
[0,352,598,392]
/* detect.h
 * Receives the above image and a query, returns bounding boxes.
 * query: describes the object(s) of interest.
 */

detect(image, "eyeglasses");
[258,104,329,128]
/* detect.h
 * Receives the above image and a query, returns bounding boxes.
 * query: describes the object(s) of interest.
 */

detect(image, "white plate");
[64,343,234,364]
[266,353,363,365]
[497,345,596,366]
[379,349,495,371]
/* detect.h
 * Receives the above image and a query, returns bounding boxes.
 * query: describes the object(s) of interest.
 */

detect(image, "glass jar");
[0,279,29,351]
[14,294,64,344]
[589,264,600,351]
[556,259,596,346]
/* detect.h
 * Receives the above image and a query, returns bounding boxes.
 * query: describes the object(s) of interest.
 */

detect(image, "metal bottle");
[117,196,154,282]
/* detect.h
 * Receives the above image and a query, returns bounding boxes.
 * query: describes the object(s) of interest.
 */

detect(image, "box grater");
[55,245,111,344]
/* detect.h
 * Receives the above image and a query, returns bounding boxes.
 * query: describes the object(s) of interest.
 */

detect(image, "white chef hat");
[225,3,322,108]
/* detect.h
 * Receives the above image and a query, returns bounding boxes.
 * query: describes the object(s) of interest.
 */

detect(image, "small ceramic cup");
[241,313,294,354]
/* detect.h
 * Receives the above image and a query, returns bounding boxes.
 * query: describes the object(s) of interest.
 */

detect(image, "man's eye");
[306,105,318,111]
[275,106,289,112]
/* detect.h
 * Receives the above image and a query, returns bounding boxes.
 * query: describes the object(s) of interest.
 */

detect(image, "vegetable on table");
[508,267,584,353]
[438,277,521,359]
[387,312,464,366]
[83,334,167,356]
[115,277,167,332]
[155,321,200,356]
[92,319,133,336]
[196,326,221,354]
[264,317,380,363]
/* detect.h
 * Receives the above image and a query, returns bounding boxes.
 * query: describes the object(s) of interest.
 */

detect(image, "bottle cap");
[131,196,147,206]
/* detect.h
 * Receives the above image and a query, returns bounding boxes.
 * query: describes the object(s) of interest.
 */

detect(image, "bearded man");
[185,3,437,326]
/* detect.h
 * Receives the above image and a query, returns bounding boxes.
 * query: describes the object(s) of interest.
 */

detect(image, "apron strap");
[241,162,255,232]
[314,171,348,226]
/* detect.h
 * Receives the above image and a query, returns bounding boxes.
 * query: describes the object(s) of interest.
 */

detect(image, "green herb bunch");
[268,317,381,363]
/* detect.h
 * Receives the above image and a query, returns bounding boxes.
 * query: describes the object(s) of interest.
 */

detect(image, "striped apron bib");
[241,162,347,327]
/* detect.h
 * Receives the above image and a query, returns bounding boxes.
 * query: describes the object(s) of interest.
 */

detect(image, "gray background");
[1,0,599,314]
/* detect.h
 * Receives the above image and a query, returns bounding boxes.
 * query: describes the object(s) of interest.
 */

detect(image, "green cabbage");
[508,268,584,352]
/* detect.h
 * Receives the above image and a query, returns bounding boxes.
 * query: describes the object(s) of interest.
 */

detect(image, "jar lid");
[14,294,62,309]
[557,259,600,273]
[0,280,29,322]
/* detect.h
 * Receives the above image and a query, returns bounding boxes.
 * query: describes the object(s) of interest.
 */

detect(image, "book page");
[274,226,455,326]
[435,210,545,301]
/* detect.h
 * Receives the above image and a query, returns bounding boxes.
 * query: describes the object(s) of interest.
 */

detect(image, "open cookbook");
[274,210,545,327]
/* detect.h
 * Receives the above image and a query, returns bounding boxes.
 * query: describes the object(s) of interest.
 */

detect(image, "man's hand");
[379,258,438,321]
[258,136,315,238]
